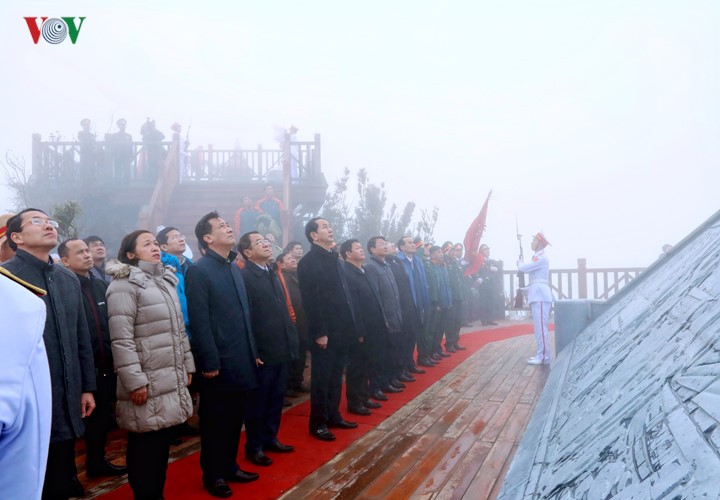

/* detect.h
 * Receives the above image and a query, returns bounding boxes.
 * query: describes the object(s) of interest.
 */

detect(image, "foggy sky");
[2,0,719,268]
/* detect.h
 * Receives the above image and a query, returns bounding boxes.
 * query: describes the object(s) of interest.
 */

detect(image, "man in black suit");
[297,218,359,441]
[339,239,389,414]
[58,238,127,479]
[186,211,260,498]
[238,232,298,467]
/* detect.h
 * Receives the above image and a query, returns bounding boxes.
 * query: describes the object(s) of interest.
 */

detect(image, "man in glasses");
[238,232,298,467]
[2,209,96,499]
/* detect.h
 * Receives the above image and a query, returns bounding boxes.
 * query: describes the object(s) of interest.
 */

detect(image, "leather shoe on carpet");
[86,458,127,477]
[390,379,406,388]
[264,440,294,453]
[454,344,467,350]
[311,427,336,441]
[328,419,358,429]
[205,479,233,498]
[348,405,371,416]
[226,469,259,483]
[382,385,403,393]
[364,399,382,409]
[409,366,426,374]
[398,373,415,382]
[294,384,311,393]
[417,358,436,367]
[68,476,85,498]
[285,388,298,398]
[437,351,451,358]
[445,345,457,353]
[371,390,388,401]
[245,450,273,466]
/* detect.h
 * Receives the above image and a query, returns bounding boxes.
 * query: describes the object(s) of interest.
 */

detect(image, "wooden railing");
[181,134,322,183]
[32,133,172,184]
[502,258,645,306]
[32,133,322,185]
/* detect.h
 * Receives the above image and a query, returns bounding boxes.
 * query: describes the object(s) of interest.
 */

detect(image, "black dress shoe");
[68,476,85,498]
[454,344,467,351]
[311,427,336,441]
[398,374,415,382]
[264,440,294,453]
[371,390,389,401]
[285,388,298,398]
[445,345,457,353]
[226,469,260,483]
[283,399,292,407]
[86,458,128,477]
[294,384,311,393]
[390,379,406,388]
[364,399,382,409]
[245,450,273,466]
[382,385,403,393]
[205,478,233,498]
[417,358,436,367]
[348,405,371,416]
[438,351,451,358]
[409,366,427,374]
[430,353,442,361]
[328,419,358,429]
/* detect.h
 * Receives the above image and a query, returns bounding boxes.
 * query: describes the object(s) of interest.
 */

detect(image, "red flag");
[463,190,491,277]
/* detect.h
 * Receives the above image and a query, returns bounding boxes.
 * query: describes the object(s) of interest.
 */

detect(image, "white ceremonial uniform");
[0,270,52,500]
[518,249,553,362]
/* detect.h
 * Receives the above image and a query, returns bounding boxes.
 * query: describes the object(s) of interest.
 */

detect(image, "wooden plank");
[416,430,481,495]
[433,441,494,500]
[488,443,518,499]
[461,440,515,499]
[383,438,454,500]
[358,433,443,499]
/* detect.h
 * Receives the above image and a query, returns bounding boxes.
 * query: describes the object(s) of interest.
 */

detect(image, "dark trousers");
[445,301,463,347]
[290,336,309,389]
[386,330,404,380]
[42,439,77,500]
[309,341,348,431]
[84,373,116,465]
[401,314,421,370]
[199,384,248,484]
[478,284,494,323]
[346,341,370,407]
[418,307,436,358]
[432,307,449,353]
[127,428,174,500]
[368,335,390,393]
[245,363,289,453]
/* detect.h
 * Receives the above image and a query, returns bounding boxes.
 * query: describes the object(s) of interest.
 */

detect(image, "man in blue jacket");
[186,211,260,498]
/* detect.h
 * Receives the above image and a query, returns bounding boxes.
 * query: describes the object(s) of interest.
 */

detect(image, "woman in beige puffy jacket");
[106,229,195,500]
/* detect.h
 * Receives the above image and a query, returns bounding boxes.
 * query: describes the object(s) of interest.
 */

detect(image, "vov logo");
[24,17,86,44]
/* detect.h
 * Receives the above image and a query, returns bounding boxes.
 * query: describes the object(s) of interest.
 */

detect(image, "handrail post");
[578,258,588,299]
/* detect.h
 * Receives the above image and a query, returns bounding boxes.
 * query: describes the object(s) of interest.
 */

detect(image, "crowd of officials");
[0,208,505,500]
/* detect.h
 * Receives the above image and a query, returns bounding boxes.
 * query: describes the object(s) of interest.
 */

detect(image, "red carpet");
[100,324,535,499]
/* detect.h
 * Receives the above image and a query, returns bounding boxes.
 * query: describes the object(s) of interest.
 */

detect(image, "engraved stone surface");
[499,213,720,499]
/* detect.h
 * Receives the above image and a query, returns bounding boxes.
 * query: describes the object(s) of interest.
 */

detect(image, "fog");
[2,0,719,269]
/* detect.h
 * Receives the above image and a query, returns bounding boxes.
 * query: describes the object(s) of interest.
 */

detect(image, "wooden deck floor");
[280,333,549,500]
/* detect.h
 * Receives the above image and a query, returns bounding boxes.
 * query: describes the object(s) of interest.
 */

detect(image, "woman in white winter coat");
[106,229,195,500]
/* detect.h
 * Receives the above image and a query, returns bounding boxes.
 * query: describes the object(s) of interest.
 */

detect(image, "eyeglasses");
[20,217,59,229]
[251,238,270,247]
[169,234,186,241]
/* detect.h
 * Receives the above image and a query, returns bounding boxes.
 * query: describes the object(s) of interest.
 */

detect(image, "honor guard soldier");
[517,232,553,365]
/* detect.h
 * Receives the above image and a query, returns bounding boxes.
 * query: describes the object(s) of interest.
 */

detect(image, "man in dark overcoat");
[186,211,260,498]
[297,218,359,441]
[3,208,96,499]
[238,231,298,467]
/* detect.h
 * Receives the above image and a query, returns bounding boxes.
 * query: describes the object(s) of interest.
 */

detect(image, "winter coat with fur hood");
[106,259,195,433]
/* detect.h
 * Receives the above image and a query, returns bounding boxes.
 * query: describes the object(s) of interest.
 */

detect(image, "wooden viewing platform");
[281,328,549,499]
[79,321,550,499]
